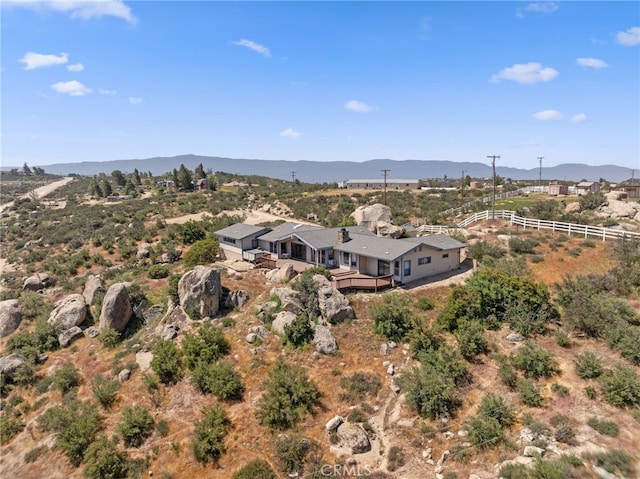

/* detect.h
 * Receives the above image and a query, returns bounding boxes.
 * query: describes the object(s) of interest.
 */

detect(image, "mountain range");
[6,154,637,183]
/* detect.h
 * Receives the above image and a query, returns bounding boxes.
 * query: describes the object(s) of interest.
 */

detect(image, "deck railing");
[416,210,640,241]
[333,275,394,293]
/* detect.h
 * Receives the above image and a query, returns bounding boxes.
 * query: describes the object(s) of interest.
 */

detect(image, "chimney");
[337,227,350,244]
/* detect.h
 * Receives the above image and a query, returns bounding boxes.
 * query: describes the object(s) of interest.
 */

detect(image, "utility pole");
[537,156,544,190]
[290,171,297,182]
[381,169,390,205]
[460,170,465,201]
[487,155,500,220]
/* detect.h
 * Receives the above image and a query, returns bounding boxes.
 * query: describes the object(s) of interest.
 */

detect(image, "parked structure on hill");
[343,179,419,190]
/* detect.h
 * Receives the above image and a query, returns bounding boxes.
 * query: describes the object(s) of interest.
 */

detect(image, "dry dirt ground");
[0,177,74,213]
[1,211,639,478]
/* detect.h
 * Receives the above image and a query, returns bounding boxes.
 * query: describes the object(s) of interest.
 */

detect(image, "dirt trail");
[0,177,74,212]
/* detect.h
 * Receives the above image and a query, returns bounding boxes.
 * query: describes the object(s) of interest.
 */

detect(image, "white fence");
[416,210,640,242]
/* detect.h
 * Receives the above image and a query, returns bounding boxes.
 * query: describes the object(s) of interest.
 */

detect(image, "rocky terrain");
[0,176,639,479]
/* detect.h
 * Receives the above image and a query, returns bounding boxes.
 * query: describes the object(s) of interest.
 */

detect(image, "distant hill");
[4,154,635,183]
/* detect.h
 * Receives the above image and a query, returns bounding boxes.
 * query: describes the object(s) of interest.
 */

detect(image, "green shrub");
[455,319,488,362]
[598,363,640,408]
[256,357,320,430]
[191,360,244,401]
[0,413,25,444]
[387,445,405,472]
[148,264,170,279]
[587,417,619,437]
[274,434,316,475]
[416,297,435,310]
[191,403,231,464]
[370,299,413,342]
[98,328,121,349]
[6,318,59,361]
[156,419,169,437]
[37,400,102,466]
[554,330,570,348]
[477,393,516,428]
[551,383,570,397]
[181,323,230,370]
[573,351,604,379]
[511,342,559,379]
[83,435,128,479]
[24,445,48,464]
[467,240,506,263]
[151,339,182,384]
[591,450,634,477]
[232,459,277,479]
[183,239,218,267]
[585,386,597,400]
[466,415,504,449]
[495,354,518,389]
[516,378,544,407]
[283,314,314,348]
[117,405,154,447]
[409,322,444,357]
[339,372,382,402]
[53,362,82,395]
[92,374,120,409]
[509,237,538,254]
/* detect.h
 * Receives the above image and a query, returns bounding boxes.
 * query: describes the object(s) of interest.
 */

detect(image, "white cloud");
[99,88,117,95]
[533,109,563,121]
[576,57,608,69]
[516,2,559,18]
[50,80,91,96]
[344,99,374,113]
[232,39,271,57]
[571,113,588,123]
[616,26,640,46]
[6,0,136,23]
[128,97,143,105]
[67,63,84,72]
[491,62,559,84]
[280,128,301,138]
[20,51,68,70]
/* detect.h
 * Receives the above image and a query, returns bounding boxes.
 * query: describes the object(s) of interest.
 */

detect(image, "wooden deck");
[252,254,393,292]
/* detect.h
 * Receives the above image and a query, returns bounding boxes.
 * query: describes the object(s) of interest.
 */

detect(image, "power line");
[537,156,544,189]
[290,171,297,182]
[381,169,390,205]
[487,155,500,220]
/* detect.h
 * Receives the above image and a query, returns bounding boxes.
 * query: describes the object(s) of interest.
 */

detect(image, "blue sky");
[2,1,639,171]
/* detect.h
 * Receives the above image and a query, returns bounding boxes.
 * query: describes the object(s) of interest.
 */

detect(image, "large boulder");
[271,311,297,335]
[83,274,104,306]
[597,199,640,219]
[0,353,27,381]
[221,290,250,310]
[178,266,222,318]
[350,204,392,233]
[269,287,304,314]
[313,324,338,354]
[0,299,22,338]
[48,294,87,330]
[376,221,404,238]
[99,283,133,333]
[58,326,84,348]
[22,273,50,291]
[136,242,152,259]
[336,422,371,454]
[317,285,354,324]
[266,263,297,284]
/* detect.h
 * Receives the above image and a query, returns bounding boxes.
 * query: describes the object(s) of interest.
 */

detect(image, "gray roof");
[257,222,322,242]
[292,226,375,250]
[406,234,467,251]
[214,224,269,240]
[335,233,466,261]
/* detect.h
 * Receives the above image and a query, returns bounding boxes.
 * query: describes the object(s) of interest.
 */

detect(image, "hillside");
[1,177,639,479]
[2,154,634,183]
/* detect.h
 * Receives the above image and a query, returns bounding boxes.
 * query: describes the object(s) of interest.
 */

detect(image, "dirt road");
[0,177,74,212]
[164,208,319,226]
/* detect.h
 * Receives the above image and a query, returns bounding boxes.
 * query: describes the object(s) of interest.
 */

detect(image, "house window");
[403,260,411,276]
[341,251,350,265]
[418,256,431,265]
[222,237,236,244]
[394,261,400,276]
[270,242,277,253]
[443,253,449,259]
